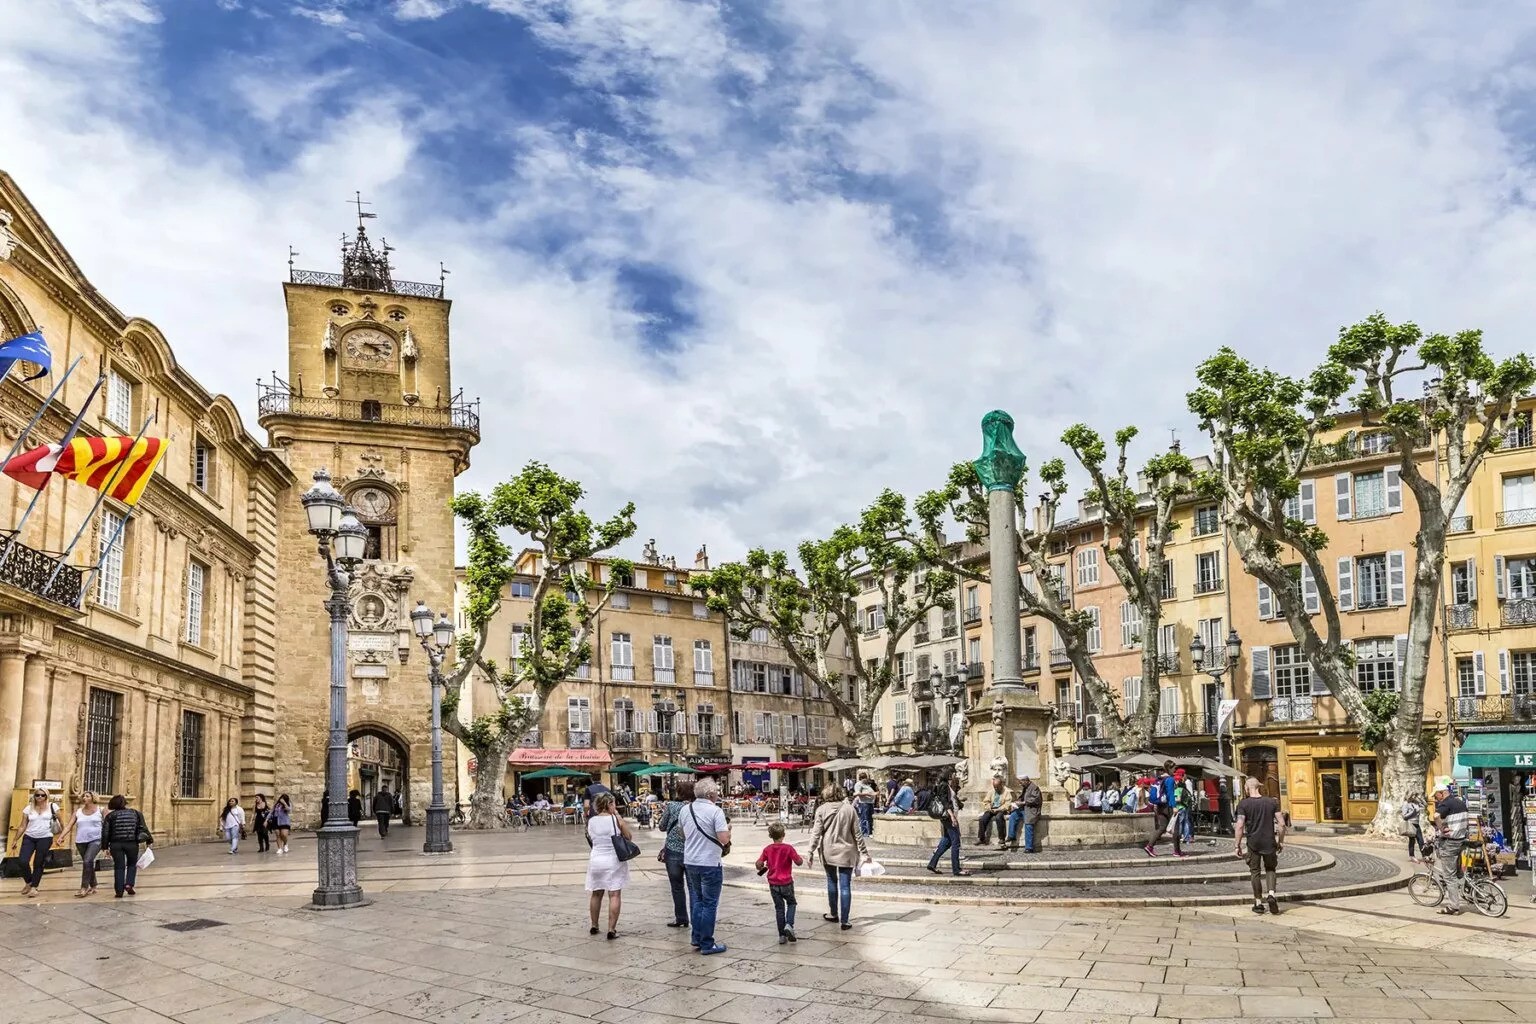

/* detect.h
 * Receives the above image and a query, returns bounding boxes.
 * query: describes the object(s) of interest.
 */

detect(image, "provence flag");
[2,435,167,506]
[0,331,52,382]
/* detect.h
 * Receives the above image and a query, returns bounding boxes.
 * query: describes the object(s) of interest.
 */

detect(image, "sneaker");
[1143,845,1156,857]
[1251,901,1266,915]
[778,934,788,945]
[785,928,796,943]
[701,944,728,956]
[1267,895,1280,916]
[1174,851,1188,858]
[125,886,136,896]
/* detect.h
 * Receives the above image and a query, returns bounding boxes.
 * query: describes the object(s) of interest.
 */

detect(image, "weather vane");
[351,191,377,229]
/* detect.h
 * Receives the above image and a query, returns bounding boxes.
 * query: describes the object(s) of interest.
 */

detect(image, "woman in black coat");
[347,789,364,828]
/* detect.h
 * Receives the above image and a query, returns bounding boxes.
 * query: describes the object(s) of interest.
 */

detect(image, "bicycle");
[1407,861,1508,918]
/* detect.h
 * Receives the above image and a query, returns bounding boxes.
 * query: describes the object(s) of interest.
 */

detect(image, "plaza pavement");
[0,822,1533,1024]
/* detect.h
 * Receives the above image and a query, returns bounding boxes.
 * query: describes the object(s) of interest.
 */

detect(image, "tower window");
[361,400,382,421]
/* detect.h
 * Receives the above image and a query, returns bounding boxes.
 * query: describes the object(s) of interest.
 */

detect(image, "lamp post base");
[311,824,366,909]
[423,804,454,854]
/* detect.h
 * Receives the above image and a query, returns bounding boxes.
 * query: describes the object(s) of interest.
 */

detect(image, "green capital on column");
[974,410,1026,492]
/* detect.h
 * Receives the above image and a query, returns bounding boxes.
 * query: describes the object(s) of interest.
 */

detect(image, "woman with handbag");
[102,794,152,898]
[16,788,60,897]
[807,784,871,930]
[656,779,694,929]
[66,790,104,897]
[219,797,245,854]
[584,791,636,940]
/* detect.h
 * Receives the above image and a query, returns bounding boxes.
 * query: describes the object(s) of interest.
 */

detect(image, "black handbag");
[609,813,641,862]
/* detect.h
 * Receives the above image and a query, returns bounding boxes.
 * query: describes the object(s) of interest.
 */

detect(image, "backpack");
[1149,781,1166,806]
[926,793,947,820]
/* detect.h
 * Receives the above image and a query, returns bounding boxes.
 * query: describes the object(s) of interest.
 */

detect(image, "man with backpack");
[1143,764,1185,858]
[924,774,971,875]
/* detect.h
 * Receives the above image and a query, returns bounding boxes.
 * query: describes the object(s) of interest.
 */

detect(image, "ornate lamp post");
[929,665,970,755]
[1189,628,1243,766]
[411,601,455,854]
[300,468,368,909]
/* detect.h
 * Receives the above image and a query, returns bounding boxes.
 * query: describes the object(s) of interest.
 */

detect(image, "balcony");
[966,663,985,681]
[1453,695,1536,723]
[290,265,444,298]
[892,725,910,742]
[834,745,857,758]
[1154,712,1215,737]
[1055,702,1080,721]
[1023,651,1040,673]
[256,380,479,442]
[1160,586,1178,602]
[1502,598,1536,627]
[941,625,958,639]
[1448,516,1474,534]
[516,729,541,748]
[612,666,636,682]
[654,668,676,684]
[913,680,933,703]
[1304,429,1426,468]
[567,731,593,749]
[1050,648,1071,668]
[912,728,949,752]
[1194,577,1223,595]
[693,671,714,686]
[1262,697,1317,724]
[0,532,86,608]
[913,629,930,645]
[963,606,983,625]
[611,731,640,751]
[1446,603,1478,631]
[1505,421,1534,450]
[1498,508,1536,528]
[697,734,723,755]
[1158,652,1181,675]
[655,733,683,752]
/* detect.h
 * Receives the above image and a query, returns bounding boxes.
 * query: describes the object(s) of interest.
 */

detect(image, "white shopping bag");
[857,860,885,878]
[136,848,155,870]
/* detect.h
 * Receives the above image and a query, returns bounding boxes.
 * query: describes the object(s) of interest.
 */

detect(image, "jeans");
[255,823,270,851]
[771,881,798,933]
[1433,843,1463,911]
[855,801,874,836]
[1180,808,1193,842]
[684,864,723,949]
[1006,809,1036,851]
[19,834,50,887]
[977,809,1006,843]
[1246,848,1278,900]
[664,849,688,924]
[76,840,101,889]
[1406,824,1426,859]
[225,825,240,852]
[823,865,853,923]
[109,843,139,894]
[928,821,963,874]
[376,812,390,837]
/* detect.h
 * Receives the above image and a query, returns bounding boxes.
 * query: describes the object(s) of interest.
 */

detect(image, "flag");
[0,330,51,383]
[3,435,167,505]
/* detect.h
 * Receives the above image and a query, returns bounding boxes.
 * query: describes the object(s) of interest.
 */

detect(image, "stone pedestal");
[963,689,1053,808]
[872,814,943,846]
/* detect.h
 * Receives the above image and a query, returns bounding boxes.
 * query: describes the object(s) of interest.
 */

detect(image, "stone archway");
[349,723,412,825]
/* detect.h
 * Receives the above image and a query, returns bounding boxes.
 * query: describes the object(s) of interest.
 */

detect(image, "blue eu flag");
[0,331,51,382]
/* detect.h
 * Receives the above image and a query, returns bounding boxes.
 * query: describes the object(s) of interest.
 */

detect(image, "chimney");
[643,538,658,564]
[695,545,709,571]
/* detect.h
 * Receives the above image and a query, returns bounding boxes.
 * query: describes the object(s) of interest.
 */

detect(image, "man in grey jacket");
[1005,774,1043,853]
[372,786,395,837]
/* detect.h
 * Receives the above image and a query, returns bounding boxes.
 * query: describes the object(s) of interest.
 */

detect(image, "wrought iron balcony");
[567,731,593,749]
[1050,647,1071,668]
[941,625,958,638]
[913,630,930,645]
[697,734,723,754]
[1055,702,1080,722]
[655,733,683,752]
[290,266,444,298]
[1453,695,1536,723]
[1446,603,1478,631]
[1448,516,1474,534]
[892,725,910,741]
[1502,598,1536,627]
[1160,586,1178,602]
[963,607,983,625]
[912,728,949,752]
[1497,508,1536,528]
[1262,697,1317,724]
[1154,712,1215,737]
[1195,577,1224,595]
[611,731,640,751]
[516,729,541,748]
[0,532,85,608]
[1158,652,1181,675]
[1505,420,1534,450]
[256,380,480,440]
[1304,429,1427,468]
[834,745,857,758]
[966,663,985,681]
[1022,651,1040,673]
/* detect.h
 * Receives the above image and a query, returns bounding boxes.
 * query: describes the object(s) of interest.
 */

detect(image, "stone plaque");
[348,633,395,652]
[353,664,388,679]
[1013,729,1039,781]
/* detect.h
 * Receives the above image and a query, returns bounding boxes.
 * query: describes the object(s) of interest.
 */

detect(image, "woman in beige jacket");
[808,784,871,929]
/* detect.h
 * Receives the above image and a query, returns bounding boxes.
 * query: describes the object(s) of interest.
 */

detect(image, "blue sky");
[5,1,1536,558]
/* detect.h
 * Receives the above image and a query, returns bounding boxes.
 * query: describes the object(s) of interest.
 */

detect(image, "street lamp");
[929,664,969,755]
[412,600,455,854]
[1189,628,1243,766]
[300,468,368,909]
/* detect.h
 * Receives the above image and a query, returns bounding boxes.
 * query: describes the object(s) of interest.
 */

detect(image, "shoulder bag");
[687,804,731,856]
[610,812,641,862]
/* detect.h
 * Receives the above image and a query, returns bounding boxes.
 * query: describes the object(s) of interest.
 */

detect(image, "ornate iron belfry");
[339,191,394,292]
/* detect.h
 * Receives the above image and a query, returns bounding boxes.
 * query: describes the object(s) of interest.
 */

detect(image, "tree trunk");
[463,732,515,829]
[1370,733,1431,838]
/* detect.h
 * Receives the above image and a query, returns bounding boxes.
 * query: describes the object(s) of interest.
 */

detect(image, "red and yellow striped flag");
[2,436,167,506]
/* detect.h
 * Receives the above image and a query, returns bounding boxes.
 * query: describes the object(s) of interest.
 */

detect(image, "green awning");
[610,760,650,774]
[1457,732,1536,769]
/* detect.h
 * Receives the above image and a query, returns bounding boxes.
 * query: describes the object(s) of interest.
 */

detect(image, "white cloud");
[5,1,1536,566]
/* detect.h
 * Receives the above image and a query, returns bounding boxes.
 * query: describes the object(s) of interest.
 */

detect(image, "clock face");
[344,327,395,364]
[352,487,394,520]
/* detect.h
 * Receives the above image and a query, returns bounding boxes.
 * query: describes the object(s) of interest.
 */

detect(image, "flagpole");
[0,355,82,470]
[0,372,108,571]
[44,408,157,594]
[75,509,131,608]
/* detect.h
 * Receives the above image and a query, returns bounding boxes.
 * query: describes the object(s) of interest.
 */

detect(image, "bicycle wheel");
[1469,879,1508,918]
[1408,872,1443,907]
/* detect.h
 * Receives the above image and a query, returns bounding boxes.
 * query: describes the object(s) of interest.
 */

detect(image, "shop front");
[1280,736,1382,825]
[1455,729,1536,867]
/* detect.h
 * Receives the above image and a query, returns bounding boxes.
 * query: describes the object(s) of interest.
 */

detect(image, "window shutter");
[1495,555,1507,599]
[1465,557,1478,602]
[1474,651,1487,696]
[1334,473,1353,520]
[1300,479,1316,524]
[675,710,688,734]
[1385,465,1403,513]
[611,708,619,732]
[1499,650,1511,694]
[1301,565,1320,614]
[1120,602,1133,647]
[645,710,657,733]
[1250,646,1272,699]
[1257,581,1273,620]
[1395,634,1409,680]
[1312,659,1330,696]
[633,569,648,588]
[1074,682,1084,718]
[1337,557,1354,611]
[1387,551,1407,607]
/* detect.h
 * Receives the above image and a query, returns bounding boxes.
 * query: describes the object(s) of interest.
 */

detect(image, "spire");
[339,191,394,293]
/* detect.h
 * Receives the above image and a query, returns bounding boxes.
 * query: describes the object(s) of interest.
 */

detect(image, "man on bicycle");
[1430,777,1470,916]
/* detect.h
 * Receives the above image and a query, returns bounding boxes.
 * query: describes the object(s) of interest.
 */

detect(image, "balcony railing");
[963,607,983,625]
[516,729,541,748]
[1154,712,1215,737]
[1195,577,1223,595]
[1158,652,1181,675]
[1446,603,1478,631]
[654,668,676,684]
[912,728,949,752]
[1056,702,1081,722]
[1453,695,1536,723]
[1050,648,1071,668]
[256,381,479,439]
[1448,516,1474,534]
[693,671,714,687]
[289,266,444,298]
[1505,421,1534,450]
[0,533,85,608]
[1304,429,1426,468]
[611,731,640,751]
[1262,697,1317,724]
[612,666,635,682]
[567,731,593,749]
[966,663,985,680]
[892,725,910,741]
[941,625,958,638]
[834,745,857,758]
[1502,598,1536,627]
[913,680,933,703]
[697,734,723,754]
[1498,508,1536,528]
[1160,586,1178,602]
[1023,651,1040,672]
[913,630,930,645]
[655,733,683,752]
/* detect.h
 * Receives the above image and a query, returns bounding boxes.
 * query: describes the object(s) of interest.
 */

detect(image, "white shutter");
[1299,479,1316,524]
[1337,557,1354,611]
[1387,551,1407,607]
[1474,651,1487,696]
[1160,685,1180,715]
[1395,634,1409,681]
[598,564,611,584]
[1335,472,1353,520]
[1385,465,1402,513]
[1499,650,1511,694]
[1496,555,1507,599]
[645,710,658,733]
[1257,581,1273,620]
[634,569,648,588]
[1466,557,1478,602]
[1074,682,1084,718]
[1120,602,1135,647]
[1250,646,1272,699]
[1301,565,1320,614]
[1159,623,1176,665]
[675,710,688,734]
[1087,607,1101,652]
[1312,658,1330,696]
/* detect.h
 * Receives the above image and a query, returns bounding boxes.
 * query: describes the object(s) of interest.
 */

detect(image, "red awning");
[508,748,612,767]
[762,761,820,771]
[692,764,736,773]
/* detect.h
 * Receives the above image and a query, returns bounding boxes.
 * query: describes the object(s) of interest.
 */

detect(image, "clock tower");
[258,213,479,824]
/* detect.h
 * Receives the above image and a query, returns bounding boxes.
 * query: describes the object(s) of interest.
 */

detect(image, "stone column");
[0,651,29,825]
[987,488,1025,692]
[13,654,49,789]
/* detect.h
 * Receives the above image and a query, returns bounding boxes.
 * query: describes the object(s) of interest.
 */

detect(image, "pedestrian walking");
[584,792,633,940]
[1401,791,1428,860]
[756,821,803,943]
[679,776,731,956]
[852,773,877,836]
[220,797,245,854]
[808,784,871,928]
[373,786,394,837]
[252,794,271,852]
[1144,765,1185,857]
[270,794,292,855]
[1233,777,1285,915]
[976,776,1014,845]
[657,780,694,930]
[16,788,59,897]
[1216,776,1234,835]
[925,774,970,876]
[1005,774,1043,852]
[347,789,363,828]
[65,791,103,898]
[1430,777,1469,916]
[101,795,152,898]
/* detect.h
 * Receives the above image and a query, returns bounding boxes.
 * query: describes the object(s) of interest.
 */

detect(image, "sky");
[4,0,1536,563]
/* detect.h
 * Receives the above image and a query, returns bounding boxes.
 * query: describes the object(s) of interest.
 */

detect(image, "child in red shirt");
[755,822,803,943]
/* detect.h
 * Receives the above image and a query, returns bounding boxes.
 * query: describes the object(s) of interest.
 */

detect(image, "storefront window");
[1347,760,1378,802]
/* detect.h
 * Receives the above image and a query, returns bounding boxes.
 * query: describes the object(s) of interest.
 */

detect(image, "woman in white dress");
[585,792,633,940]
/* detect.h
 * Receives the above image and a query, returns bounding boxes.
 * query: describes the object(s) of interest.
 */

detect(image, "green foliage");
[1358,690,1401,752]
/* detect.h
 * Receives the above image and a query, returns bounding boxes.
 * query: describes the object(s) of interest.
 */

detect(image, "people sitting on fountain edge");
[976,776,1015,845]
[885,777,916,815]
